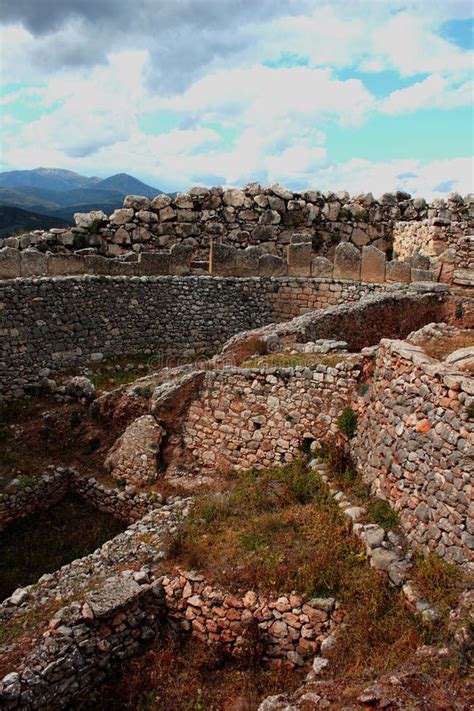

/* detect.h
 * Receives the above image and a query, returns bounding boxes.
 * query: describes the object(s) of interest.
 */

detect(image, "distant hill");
[0,206,71,238]
[0,168,101,192]
[0,168,164,228]
[93,173,163,198]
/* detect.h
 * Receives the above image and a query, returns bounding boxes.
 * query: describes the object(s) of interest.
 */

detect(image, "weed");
[354,208,369,222]
[134,385,152,399]
[337,406,358,438]
[84,218,106,235]
[17,474,35,489]
[411,551,463,614]
[366,498,400,529]
[466,404,474,420]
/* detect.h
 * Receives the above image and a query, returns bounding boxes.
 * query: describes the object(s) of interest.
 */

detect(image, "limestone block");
[110,226,132,245]
[223,189,246,207]
[311,256,333,278]
[74,210,107,228]
[259,254,287,277]
[151,194,172,210]
[0,247,21,279]
[411,267,437,283]
[361,245,386,283]
[210,242,237,276]
[169,243,193,275]
[236,246,261,276]
[20,249,47,277]
[333,242,361,280]
[139,251,170,275]
[84,255,110,274]
[410,253,430,270]
[47,254,86,276]
[385,260,411,284]
[123,195,151,210]
[110,208,134,225]
[287,242,311,276]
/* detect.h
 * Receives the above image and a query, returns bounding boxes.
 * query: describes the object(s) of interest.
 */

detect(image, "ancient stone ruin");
[0,184,472,709]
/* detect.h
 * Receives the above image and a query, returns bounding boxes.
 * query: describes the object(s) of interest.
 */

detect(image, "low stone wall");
[0,469,69,532]
[0,574,167,710]
[0,468,158,532]
[353,338,474,569]
[181,361,361,473]
[162,570,340,666]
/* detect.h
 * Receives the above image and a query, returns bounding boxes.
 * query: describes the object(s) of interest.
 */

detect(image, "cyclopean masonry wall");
[0,275,401,403]
[393,220,474,288]
[352,336,474,570]
[3,186,472,265]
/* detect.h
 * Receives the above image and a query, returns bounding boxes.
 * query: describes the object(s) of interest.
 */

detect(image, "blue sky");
[0,0,472,197]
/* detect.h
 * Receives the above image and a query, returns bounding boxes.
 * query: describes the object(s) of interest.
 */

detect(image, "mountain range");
[0,168,164,236]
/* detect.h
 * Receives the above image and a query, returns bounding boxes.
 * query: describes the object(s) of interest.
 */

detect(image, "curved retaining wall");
[0,275,394,402]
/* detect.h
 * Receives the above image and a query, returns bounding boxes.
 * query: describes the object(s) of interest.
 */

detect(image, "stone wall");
[0,275,274,402]
[0,468,159,532]
[181,362,361,473]
[353,338,473,569]
[162,570,340,666]
[393,220,474,287]
[4,185,472,264]
[0,275,401,402]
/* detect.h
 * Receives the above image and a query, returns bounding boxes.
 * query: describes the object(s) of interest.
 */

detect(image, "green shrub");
[366,499,400,529]
[337,406,358,438]
[466,404,474,420]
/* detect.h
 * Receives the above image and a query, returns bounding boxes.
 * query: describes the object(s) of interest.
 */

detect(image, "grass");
[165,461,439,677]
[79,632,302,711]
[0,494,126,602]
[416,331,474,361]
[411,551,464,615]
[337,406,358,439]
[318,439,400,530]
[242,352,352,369]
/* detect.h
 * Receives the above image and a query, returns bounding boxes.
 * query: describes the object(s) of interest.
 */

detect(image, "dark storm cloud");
[1,0,302,90]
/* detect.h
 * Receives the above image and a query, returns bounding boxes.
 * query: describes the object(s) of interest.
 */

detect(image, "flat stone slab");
[86,576,143,618]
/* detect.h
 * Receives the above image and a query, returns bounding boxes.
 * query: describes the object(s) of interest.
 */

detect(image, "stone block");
[311,256,333,278]
[385,260,411,284]
[236,246,261,276]
[411,268,437,283]
[74,210,107,228]
[410,253,430,270]
[287,242,311,276]
[84,255,111,274]
[210,242,237,276]
[452,269,474,287]
[361,245,386,283]
[47,254,86,276]
[169,243,193,275]
[259,254,287,277]
[139,251,170,275]
[290,233,312,244]
[0,247,21,279]
[20,249,48,277]
[333,242,361,280]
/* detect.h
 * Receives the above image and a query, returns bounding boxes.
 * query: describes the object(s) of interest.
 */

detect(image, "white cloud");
[370,13,473,78]
[379,74,474,114]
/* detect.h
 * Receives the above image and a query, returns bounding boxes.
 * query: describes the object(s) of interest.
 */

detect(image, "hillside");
[0,206,70,238]
[0,168,163,225]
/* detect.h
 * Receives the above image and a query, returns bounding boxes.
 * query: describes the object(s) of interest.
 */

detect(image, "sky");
[0,0,473,197]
